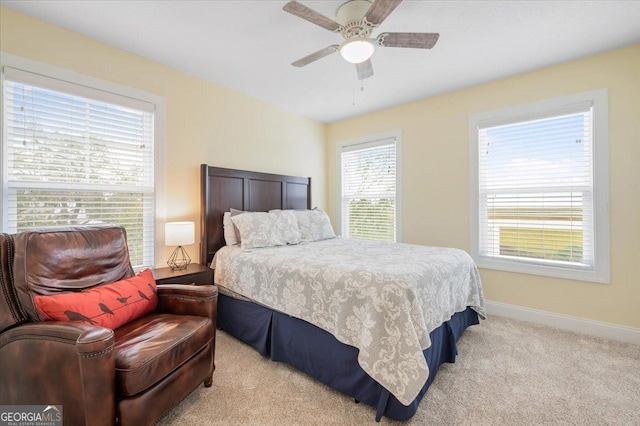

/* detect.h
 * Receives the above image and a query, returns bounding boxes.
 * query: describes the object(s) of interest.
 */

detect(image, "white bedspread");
[213,238,485,405]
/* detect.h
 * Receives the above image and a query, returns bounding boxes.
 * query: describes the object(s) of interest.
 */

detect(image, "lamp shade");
[165,221,195,246]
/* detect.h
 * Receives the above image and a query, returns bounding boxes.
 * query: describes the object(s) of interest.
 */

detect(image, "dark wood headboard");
[200,165,312,265]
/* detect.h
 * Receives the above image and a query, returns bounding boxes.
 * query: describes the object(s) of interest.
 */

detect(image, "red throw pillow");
[34,269,158,330]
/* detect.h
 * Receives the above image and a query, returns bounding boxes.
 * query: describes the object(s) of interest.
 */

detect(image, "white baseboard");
[485,300,640,346]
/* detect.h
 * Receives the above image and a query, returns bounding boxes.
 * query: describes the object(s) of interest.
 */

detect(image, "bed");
[200,165,485,421]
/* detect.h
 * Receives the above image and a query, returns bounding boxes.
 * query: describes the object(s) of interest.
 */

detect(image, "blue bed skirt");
[218,293,479,421]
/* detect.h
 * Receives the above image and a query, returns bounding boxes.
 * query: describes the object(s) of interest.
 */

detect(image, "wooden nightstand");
[152,263,214,286]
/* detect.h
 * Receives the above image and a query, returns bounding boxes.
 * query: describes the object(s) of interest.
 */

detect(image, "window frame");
[469,89,609,283]
[336,130,402,242]
[0,52,166,269]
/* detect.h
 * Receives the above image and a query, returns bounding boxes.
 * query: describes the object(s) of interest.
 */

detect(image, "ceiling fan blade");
[292,45,339,67]
[356,59,374,80]
[364,0,403,26]
[377,32,440,49]
[283,1,341,32]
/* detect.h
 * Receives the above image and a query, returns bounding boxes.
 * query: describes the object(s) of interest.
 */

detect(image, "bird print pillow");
[34,269,158,330]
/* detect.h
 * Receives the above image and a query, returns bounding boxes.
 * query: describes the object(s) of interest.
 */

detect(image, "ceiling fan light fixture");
[339,37,375,64]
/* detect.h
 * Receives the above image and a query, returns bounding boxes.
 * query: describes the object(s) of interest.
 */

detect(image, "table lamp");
[165,221,194,270]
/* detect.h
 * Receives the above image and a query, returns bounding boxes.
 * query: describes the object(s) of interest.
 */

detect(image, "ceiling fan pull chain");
[352,79,365,106]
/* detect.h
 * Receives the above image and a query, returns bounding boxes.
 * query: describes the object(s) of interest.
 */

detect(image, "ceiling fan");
[283,0,440,80]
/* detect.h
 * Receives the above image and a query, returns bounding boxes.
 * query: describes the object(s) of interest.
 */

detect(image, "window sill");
[474,256,610,284]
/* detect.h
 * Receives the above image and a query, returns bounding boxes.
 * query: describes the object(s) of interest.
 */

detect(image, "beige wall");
[327,44,640,329]
[0,7,327,266]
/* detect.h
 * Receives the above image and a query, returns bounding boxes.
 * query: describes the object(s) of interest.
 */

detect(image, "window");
[337,132,401,242]
[1,55,165,269]
[470,89,609,283]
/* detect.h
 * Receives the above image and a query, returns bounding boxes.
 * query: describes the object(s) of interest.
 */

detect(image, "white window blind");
[340,138,397,242]
[471,89,609,283]
[479,108,593,267]
[2,66,155,268]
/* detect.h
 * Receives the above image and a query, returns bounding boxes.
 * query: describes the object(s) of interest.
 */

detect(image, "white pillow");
[294,209,336,242]
[231,211,287,250]
[223,212,238,245]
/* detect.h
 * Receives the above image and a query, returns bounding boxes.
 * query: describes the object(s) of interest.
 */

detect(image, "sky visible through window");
[483,112,589,193]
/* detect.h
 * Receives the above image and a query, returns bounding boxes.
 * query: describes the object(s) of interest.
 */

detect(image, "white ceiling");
[3,1,640,123]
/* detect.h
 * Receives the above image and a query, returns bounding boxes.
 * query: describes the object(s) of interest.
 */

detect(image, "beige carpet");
[158,316,640,425]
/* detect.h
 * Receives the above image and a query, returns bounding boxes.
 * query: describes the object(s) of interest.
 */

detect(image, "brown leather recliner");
[0,225,218,425]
